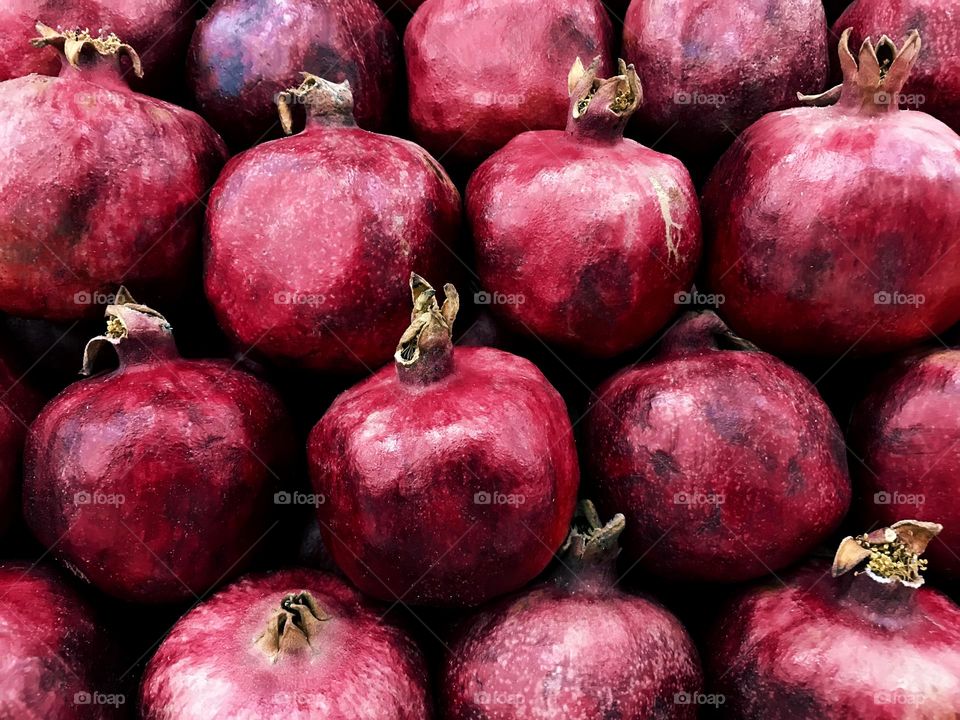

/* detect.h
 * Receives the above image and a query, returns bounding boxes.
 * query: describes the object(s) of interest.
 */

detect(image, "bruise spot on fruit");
[786,456,804,495]
[211,52,247,99]
[788,247,833,301]
[649,176,683,264]
[704,401,749,445]
[548,15,597,56]
[872,232,909,288]
[302,46,357,91]
[56,183,101,240]
[649,448,680,478]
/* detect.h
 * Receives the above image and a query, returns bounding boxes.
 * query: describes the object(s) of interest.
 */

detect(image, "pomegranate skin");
[0,563,123,720]
[836,0,960,131]
[23,298,293,603]
[710,561,960,718]
[468,60,701,358]
[0,348,41,537]
[584,313,851,583]
[0,0,196,94]
[405,0,614,168]
[0,33,226,321]
[140,568,431,720]
[623,0,828,162]
[850,348,960,581]
[308,278,579,607]
[188,0,399,148]
[441,506,703,719]
[704,31,960,357]
[205,77,460,374]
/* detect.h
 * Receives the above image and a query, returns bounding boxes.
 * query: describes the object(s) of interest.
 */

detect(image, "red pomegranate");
[441,502,704,719]
[468,58,701,358]
[140,568,431,719]
[710,521,960,718]
[0,348,41,537]
[189,0,399,148]
[584,312,851,583]
[0,0,196,94]
[307,274,579,607]
[0,563,123,719]
[835,0,960,131]
[23,291,293,603]
[205,75,460,374]
[405,0,614,168]
[0,24,226,321]
[850,347,960,581]
[703,30,960,357]
[623,0,827,164]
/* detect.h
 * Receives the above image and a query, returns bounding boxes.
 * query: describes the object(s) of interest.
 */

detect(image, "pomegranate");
[23,291,293,603]
[189,0,400,148]
[0,24,226,321]
[0,0,196,94]
[703,30,960,357]
[710,521,960,718]
[204,75,460,374]
[140,568,431,719]
[850,347,960,581]
[835,0,960,131]
[0,563,123,719]
[0,347,41,537]
[441,501,704,719]
[405,0,614,168]
[623,0,828,165]
[307,274,579,607]
[584,311,851,583]
[468,58,701,358]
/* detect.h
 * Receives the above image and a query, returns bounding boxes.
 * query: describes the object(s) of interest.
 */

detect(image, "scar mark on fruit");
[649,176,683,264]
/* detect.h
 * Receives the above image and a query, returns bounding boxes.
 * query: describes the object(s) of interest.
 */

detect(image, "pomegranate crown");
[832,520,942,588]
[561,500,626,566]
[799,28,921,114]
[80,287,172,376]
[277,73,355,134]
[395,273,459,384]
[566,57,641,139]
[31,22,143,78]
[255,591,331,662]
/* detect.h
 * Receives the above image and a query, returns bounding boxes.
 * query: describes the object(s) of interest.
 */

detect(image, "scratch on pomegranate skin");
[649,175,683,264]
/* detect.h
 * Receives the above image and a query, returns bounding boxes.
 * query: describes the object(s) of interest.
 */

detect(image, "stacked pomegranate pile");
[0,0,958,718]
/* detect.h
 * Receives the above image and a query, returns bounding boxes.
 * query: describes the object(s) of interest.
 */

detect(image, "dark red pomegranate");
[0,563,123,719]
[835,0,960,131]
[468,58,701,358]
[584,312,851,583]
[0,0,196,94]
[441,502,704,719]
[623,0,827,164]
[189,0,399,148]
[405,0,614,168]
[710,521,960,718]
[140,568,431,719]
[0,25,226,321]
[307,274,579,607]
[23,291,293,603]
[0,348,41,537]
[703,30,960,357]
[205,76,460,374]
[850,347,960,581]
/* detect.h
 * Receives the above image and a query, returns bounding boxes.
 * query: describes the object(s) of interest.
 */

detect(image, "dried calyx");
[567,57,641,139]
[81,287,173,375]
[255,591,331,662]
[561,500,626,569]
[798,28,920,114]
[277,73,355,134]
[660,311,760,357]
[832,520,942,588]
[31,22,143,78]
[395,273,459,384]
